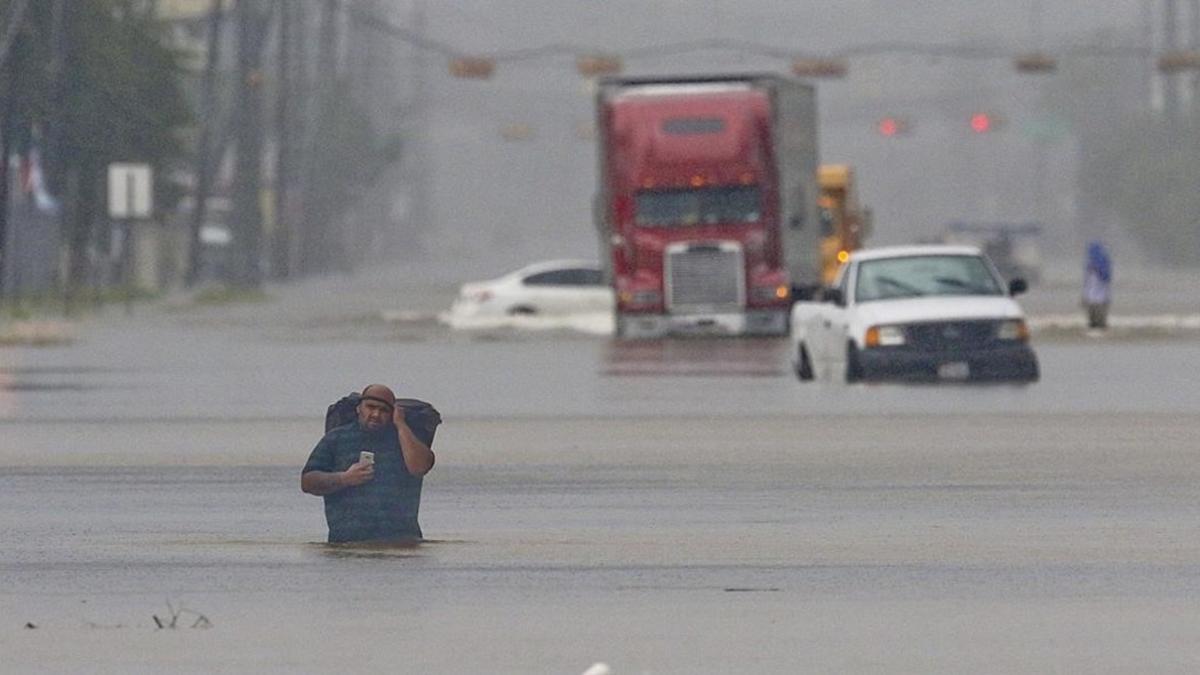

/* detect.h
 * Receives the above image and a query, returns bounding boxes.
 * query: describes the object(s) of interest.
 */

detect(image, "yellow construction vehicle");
[817,164,871,286]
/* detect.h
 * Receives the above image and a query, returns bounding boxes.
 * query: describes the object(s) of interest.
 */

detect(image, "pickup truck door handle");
[822,320,832,328]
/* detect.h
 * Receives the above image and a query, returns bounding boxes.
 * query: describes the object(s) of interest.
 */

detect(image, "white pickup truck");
[790,245,1039,383]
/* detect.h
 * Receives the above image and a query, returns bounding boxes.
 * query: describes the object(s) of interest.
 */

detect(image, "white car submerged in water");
[444,260,613,331]
[790,245,1039,383]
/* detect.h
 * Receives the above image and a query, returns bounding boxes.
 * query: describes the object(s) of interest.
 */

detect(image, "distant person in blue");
[301,384,436,543]
[1082,240,1112,330]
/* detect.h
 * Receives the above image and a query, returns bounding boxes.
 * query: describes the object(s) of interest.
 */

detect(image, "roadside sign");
[108,163,153,219]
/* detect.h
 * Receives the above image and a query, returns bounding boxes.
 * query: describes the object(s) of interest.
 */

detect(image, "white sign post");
[107,163,154,313]
[107,163,153,219]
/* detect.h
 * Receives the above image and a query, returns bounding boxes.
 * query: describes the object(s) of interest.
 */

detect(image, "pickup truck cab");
[790,245,1039,383]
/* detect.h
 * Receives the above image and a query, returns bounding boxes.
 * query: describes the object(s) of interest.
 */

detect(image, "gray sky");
[376,1,1171,279]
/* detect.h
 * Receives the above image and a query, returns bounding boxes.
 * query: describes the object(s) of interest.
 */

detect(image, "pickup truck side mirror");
[822,287,844,306]
[1008,278,1028,296]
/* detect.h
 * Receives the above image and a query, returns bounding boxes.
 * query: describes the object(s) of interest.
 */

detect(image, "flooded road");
[2,271,1200,673]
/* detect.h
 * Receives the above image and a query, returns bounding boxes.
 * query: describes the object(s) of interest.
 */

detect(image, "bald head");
[357,384,397,431]
[361,384,396,407]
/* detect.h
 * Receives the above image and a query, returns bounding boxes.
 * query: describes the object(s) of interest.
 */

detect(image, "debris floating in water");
[152,600,211,630]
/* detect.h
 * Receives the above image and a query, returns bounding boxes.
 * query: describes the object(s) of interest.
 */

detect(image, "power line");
[339,2,1163,69]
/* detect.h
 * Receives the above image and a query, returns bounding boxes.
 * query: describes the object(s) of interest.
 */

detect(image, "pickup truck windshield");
[855,255,1003,303]
[635,186,761,226]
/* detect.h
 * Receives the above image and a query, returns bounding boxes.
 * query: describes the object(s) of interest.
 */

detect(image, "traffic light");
[1014,53,1057,74]
[576,55,622,78]
[969,112,1006,134]
[791,58,849,79]
[877,116,910,137]
[1158,50,1200,73]
[449,57,496,79]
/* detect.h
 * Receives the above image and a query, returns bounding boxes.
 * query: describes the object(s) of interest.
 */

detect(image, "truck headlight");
[865,324,906,347]
[996,319,1029,341]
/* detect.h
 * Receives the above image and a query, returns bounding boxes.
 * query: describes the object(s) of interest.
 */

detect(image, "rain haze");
[2,1,1200,673]
[388,0,1180,280]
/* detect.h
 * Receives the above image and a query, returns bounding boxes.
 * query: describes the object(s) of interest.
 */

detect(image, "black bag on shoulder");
[324,392,442,447]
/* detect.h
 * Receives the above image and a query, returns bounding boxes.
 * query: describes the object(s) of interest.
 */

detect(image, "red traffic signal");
[877,116,910,137]
[969,112,1006,133]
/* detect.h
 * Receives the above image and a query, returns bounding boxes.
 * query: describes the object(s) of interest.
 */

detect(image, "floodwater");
[2,270,1200,673]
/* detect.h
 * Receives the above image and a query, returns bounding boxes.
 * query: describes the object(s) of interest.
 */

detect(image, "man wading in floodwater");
[301,384,436,543]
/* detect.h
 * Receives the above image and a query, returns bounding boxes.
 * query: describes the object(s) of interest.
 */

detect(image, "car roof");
[849,244,983,262]
[513,259,601,276]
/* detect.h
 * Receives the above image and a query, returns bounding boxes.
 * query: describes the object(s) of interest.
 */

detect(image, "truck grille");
[906,320,996,351]
[666,244,744,310]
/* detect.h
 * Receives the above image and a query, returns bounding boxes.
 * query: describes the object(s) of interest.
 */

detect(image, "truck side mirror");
[1008,278,1028,296]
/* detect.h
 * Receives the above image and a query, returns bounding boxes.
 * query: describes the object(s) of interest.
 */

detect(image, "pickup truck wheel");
[795,343,814,381]
[845,343,863,383]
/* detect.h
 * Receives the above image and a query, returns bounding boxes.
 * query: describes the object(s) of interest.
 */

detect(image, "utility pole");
[1145,0,1160,112]
[270,0,292,280]
[45,0,90,313]
[0,0,32,300]
[229,0,271,287]
[44,0,69,200]
[0,66,9,302]
[285,1,309,278]
[1164,0,1182,123]
[298,0,340,276]
[0,40,15,301]
[1191,0,1200,105]
[186,0,224,286]
[406,0,432,257]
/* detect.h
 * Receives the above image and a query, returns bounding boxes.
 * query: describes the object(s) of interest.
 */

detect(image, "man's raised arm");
[394,407,435,476]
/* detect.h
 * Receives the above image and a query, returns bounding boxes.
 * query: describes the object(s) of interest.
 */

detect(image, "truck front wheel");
[845,343,863,383]
[795,343,814,381]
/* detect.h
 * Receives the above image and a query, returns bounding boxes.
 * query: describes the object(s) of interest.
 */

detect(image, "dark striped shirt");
[303,422,423,543]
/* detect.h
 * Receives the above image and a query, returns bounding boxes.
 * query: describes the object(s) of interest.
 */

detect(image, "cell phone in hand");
[359,451,375,465]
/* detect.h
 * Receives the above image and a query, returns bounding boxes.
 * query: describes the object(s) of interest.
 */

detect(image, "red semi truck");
[594,74,821,338]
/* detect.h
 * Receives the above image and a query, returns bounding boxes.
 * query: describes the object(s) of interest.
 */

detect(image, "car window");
[854,255,1003,303]
[564,268,604,286]
[524,270,571,286]
[524,267,602,286]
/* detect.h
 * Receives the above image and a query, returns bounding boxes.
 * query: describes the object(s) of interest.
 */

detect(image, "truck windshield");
[635,186,761,227]
[855,255,1004,303]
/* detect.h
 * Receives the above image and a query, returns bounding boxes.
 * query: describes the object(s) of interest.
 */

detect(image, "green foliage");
[2,0,192,208]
